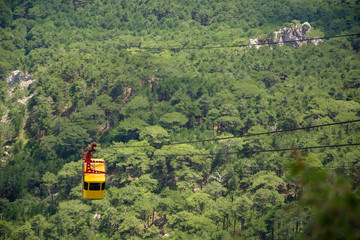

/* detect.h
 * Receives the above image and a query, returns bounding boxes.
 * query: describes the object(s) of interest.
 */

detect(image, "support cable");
[134,33,360,52]
[124,143,360,158]
[116,119,360,149]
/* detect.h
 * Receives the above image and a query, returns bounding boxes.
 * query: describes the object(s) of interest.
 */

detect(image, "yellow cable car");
[82,143,106,200]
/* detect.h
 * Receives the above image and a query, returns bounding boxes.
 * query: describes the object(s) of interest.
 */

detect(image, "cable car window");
[101,182,105,190]
[89,183,101,190]
[84,182,88,190]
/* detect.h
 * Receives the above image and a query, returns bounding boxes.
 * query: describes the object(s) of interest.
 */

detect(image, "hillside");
[0,0,360,239]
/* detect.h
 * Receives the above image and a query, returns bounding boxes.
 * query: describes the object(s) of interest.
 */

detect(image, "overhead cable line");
[123,143,360,158]
[230,164,359,171]
[117,119,360,149]
[133,33,360,52]
[252,143,360,154]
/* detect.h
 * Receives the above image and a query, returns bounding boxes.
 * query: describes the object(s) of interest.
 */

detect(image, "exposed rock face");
[248,22,322,49]
[17,93,35,105]
[248,38,266,49]
[2,70,36,105]
[273,22,322,47]
[94,213,101,220]
[4,70,33,86]
[123,87,133,102]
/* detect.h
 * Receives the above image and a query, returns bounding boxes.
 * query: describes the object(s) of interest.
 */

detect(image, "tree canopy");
[0,0,360,239]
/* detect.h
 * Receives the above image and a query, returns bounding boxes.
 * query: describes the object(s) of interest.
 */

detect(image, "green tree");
[57,160,82,197]
[95,94,119,130]
[186,192,214,214]
[41,172,57,213]
[159,112,188,130]
[166,210,216,235]
[71,104,105,138]
[99,206,123,237]
[143,225,161,239]
[0,220,14,240]
[122,95,151,120]
[253,189,283,216]
[11,221,38,240]
[291,155,360,239]
[50,200,91,237]
[203,181,226,202]
[26,95,53,138]
[0,1,12,28]
[133,192,159,228]
[56,124,90,158]
[232,195,252,234]
[250,171,285,192]
[116,215,144,238]
[102,140,153,179]
[69,80,88,107]
[8,103,26,138]
[153,144,211,189]
[139,125,169,148]
[30,214,57,240]
[102,117,148,144]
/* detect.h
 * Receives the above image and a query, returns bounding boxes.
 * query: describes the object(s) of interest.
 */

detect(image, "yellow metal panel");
[84,174,105,182]
[83,188,105,199]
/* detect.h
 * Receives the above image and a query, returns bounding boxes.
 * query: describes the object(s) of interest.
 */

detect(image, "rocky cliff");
[249,22,322,48]
[2,70,36,105]
[3,70,35,87]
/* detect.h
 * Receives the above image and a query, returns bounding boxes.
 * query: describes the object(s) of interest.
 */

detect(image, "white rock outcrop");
[2,70,36,104]
[273,22,322,47]
[4,70,33,87]
[248,22,322,49]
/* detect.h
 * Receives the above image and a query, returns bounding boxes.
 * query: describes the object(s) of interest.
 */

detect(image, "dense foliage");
[0,0,360,239]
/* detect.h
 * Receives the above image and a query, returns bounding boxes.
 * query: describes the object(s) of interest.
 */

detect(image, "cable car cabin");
[82,143,106,200]
[83,159,106,199]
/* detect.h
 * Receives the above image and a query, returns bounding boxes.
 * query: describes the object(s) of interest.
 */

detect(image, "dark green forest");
[0,0,360,239]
